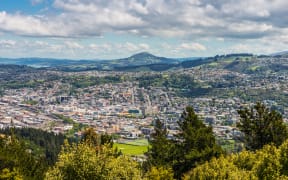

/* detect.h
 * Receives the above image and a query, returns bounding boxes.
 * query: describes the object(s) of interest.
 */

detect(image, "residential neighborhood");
[1,56,287,147]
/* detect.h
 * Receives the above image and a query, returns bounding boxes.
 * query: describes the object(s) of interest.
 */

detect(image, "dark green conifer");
[173,106,223,178]
[145,119,175,169]
[237,102,288,150]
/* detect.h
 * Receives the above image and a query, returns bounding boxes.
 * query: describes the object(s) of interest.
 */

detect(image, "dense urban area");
[1,54,288,150]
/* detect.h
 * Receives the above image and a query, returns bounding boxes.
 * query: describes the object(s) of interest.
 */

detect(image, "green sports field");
[114,139,149,155]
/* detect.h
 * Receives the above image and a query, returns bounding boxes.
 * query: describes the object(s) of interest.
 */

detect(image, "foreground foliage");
[184,140,288,180]
[45,129,141,180]
[143,166,174,180]
[1,104,287,179]
[0,133,47,179]
[146,106,223,179]
[0,127,69,165]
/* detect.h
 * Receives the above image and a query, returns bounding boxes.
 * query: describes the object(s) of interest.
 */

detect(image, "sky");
[0,0,288,59]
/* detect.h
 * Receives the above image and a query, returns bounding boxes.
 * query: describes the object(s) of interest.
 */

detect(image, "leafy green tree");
[81,128,114,148]
[237,102,288,150]
[0,168,23,180]
[144,166,174,180]
[45,141,141,180]
[253,145,281,179]
[185,140,288,180]
[183,156,255,180]
[279,140,288,176]
[81,128,101,147]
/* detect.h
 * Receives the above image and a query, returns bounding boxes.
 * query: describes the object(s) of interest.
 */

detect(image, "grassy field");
[248,66,260,71]
[220,139,236,153]
[208,62,219,67]
[114,139,149,155]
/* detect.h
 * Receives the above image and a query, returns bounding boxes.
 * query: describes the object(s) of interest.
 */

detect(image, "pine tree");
[0,132,47,179]
[173,106,223,178]
[145,107,222,179]
[144,119,176,179]
[237,102,288,150]
[145,119,175,169]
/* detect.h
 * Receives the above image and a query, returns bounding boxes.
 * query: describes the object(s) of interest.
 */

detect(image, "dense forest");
[0,128,80,165]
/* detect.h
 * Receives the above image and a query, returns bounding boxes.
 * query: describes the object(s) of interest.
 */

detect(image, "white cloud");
[89,43,112,52]
[122,42,139,52]
[180,43,207,51]
[226,44,251,53]
[0,39,67,58]
[0,0,287,40]
[0,40,16,48]
[1,0,288,58]
[139,43,150,50]
[228,22,273,33]
[65,41,83,49]
[53,0,145,34]
[161,43,172,49]
[0,0,286,44]
[0,11,49,36]
[129,2,148,15]
[107,42,150,54]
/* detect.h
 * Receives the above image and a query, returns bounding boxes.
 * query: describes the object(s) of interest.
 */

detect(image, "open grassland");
[114,139,149,155]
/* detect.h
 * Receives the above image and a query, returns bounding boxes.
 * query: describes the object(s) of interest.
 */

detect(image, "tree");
[145,119,175,169]
[81,128,101,147]
[185,140,288,180]
[0,133,47,179]
[279,140,288,176]
[183,156,255,180]
[0,168,23,180]
[173,106,223,178]
[144,166,174,180]
[145,107,222,179]
[45,141,141,180]
[0,127,70,166]
[237,102,288,150]
[81,128,113,148]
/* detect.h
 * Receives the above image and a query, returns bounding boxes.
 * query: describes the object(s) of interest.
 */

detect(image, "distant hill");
[199,54,288,74]
[0,64,38,74]
[270,50,288,57]
[0,52,179,70]
[117,52,178,65]
[100,52,179,69]
[1,52,287,73]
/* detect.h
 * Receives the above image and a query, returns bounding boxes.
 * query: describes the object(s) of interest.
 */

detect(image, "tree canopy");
[81,128,113,148]
[173,106,223,178]
[237,102,288,150]
[145,119,175,169]
[184,140,288,180]
[146,106,223,179]
[0,132,47,179]
[45,141,141,180]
